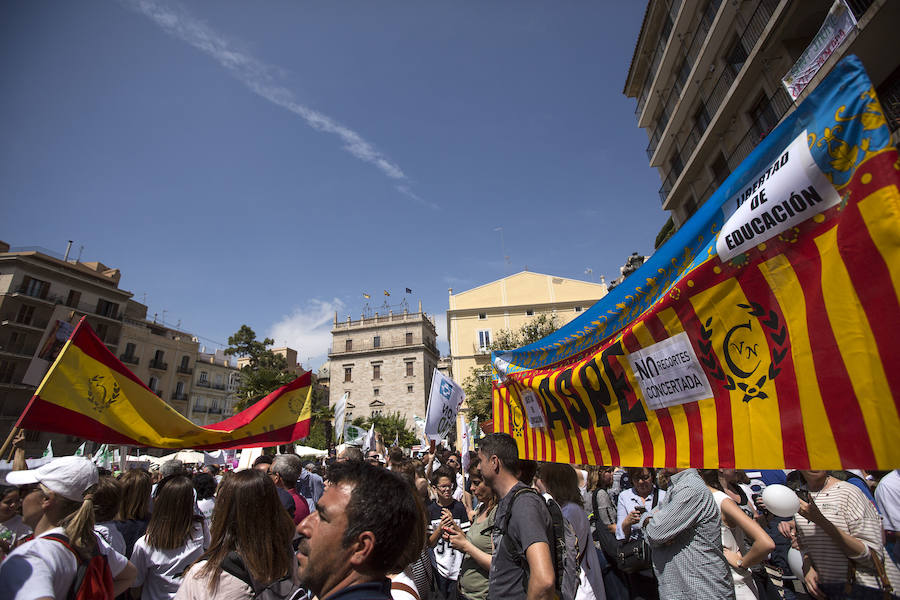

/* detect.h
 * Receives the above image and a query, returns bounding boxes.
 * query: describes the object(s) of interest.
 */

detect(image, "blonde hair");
[43,484,97,556]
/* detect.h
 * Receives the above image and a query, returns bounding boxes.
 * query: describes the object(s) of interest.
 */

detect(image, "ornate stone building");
[328,302,439,428]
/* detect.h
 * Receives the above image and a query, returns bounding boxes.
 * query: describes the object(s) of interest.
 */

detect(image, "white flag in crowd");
[334,392,348,443]
[413,415,428,447]
[425,370,466,441]
[344,424,366,446]
[363,424,376,453]
[460,414,470,474]
[42,440,53,459]
[73,442,86,457]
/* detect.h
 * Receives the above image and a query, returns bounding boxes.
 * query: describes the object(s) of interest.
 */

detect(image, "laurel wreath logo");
[86,375,121,413]
[697,302,788,403]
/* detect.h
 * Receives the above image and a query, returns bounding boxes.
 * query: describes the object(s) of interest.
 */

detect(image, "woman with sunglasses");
[447,459,497,600]
[0,456,137,599]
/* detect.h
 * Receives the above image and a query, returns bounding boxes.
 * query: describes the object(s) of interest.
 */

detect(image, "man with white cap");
[0,455,137,600]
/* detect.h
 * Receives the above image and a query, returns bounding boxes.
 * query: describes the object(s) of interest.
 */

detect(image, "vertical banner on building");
[425,370,466,441]
[492,56,900,470]
[782,0,856,100]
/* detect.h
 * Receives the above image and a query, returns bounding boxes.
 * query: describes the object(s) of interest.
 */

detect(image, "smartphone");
[635,506,647,515]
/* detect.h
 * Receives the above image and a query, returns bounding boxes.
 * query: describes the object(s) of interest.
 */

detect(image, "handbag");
[597,488,659,574]
[844,547,895,600]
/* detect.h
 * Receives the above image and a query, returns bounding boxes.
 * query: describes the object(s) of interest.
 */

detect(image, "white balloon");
[787,548,804,580]
[762,484,800,517]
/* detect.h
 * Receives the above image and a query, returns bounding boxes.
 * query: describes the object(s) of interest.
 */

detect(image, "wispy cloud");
[268,298,345,371]
[124,0,436,207]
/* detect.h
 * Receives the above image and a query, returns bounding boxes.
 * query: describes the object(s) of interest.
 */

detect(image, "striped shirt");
[795,479,900,589]
[639,469,735,600]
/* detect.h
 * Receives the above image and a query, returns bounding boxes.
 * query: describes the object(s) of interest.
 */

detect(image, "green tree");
[303,387,334,449]
[225,325,294,410]
[367,412,419,448]
[463,314,560,422]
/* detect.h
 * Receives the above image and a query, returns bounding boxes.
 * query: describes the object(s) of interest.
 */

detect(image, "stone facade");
[328,304,439,428]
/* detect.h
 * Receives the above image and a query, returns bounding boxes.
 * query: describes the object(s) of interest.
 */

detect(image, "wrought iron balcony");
[148,359,168,371]
[120,354,139,366]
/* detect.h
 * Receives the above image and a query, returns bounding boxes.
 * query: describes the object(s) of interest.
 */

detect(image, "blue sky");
[1,1,663,369]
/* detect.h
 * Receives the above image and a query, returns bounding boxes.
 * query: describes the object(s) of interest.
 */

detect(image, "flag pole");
[1,316,85,459]
[0,426,20,460]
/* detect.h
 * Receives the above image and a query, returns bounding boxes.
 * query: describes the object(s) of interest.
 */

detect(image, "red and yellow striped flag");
[17,318,311,449]
[491,56,900,470]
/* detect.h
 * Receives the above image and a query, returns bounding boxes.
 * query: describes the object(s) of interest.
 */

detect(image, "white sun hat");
[7,456,99,502]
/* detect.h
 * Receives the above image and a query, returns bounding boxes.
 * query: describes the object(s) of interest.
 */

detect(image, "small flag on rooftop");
[384,290,390,297]
[406,288,412,294]
[363,293,370,299]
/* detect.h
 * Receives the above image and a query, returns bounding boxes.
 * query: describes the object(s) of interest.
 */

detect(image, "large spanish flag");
[17,318,312,449]
[492,56,900,470]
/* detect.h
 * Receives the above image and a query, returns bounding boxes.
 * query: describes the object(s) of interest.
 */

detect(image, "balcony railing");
[177,365,193,375]
[211,383,226,390]
[196,380,210,388]
[208,407,223,414]
[192,405,208,413]
[658,0,780,205]
[120,354,139,365]
[13,287,62,304]
[646,0,722,161]
[635,0,682,119]
[1,317,49,330]
[0,343,37,357]
[688,87,794,211]
[171,392,189,401]
[148,359,168,371]
[329,338,437,356]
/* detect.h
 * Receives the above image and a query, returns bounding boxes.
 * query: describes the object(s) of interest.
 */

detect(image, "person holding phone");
[427,467,471,599]
[616,467,665,600]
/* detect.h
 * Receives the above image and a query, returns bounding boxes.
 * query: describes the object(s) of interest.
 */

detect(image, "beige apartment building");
[190,349,240,425]
[447,271,608,387]
[328,302,439,428]
[625,0,900,229]
[0,242,132,455]
[119,300,200,418]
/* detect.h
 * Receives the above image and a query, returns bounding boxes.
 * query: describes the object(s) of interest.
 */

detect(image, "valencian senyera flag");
[16,318,312,449]
[492,56,900,470]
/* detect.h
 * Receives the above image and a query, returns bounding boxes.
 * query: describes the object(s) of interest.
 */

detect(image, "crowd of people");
[0,432,897,600]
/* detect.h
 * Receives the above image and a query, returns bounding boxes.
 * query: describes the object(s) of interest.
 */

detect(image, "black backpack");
[220,551,302,600]
[498,487,583,600]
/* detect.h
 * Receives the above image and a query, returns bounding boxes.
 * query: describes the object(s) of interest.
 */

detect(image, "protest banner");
[15,317,312,449]
[425,370,466,442]
[492,56,900,470]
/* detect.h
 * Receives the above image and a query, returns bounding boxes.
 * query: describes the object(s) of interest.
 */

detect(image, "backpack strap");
[650,487,659,509]
[220,551,294,599]
[591,488,600,525]
[43,533,88,600]
[391,581,420,600]
[498,487,544,594]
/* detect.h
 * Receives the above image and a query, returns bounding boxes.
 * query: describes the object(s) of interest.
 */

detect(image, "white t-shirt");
[95,521,126,556]
[875,469,900,531]
[390,570,420,600]
[0,526,129,600]
[131,521,209,600]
